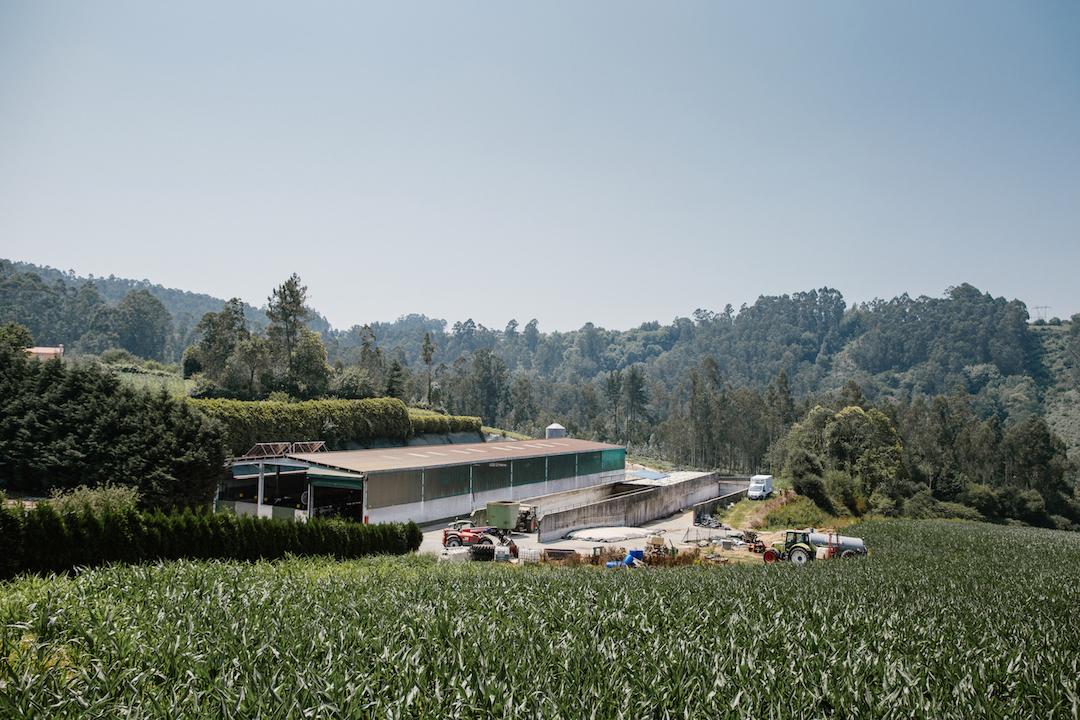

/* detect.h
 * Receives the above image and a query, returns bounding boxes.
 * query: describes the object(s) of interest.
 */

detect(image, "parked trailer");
[809,532,866,556]
[485,501,538,533]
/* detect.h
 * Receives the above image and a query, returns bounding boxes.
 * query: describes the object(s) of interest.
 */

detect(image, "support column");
[257,461,265,516]
[362,475,369,524]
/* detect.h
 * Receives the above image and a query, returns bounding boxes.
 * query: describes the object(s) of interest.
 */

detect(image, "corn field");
[1,520,1079,719]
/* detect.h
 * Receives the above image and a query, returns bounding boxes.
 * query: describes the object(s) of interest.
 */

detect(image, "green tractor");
[762,529,867,565]
[763,530,815,566]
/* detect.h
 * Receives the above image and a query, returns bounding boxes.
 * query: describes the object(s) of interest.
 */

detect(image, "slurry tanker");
[763,529,868,565]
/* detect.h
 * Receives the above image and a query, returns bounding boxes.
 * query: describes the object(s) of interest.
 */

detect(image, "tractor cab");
[786,530,812,548]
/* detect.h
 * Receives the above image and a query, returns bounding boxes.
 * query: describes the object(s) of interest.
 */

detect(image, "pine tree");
[266,274,309,380]
[384,360,405,399]
[604,370,622,440]
[421,332,435,403]
[622,365,649,441]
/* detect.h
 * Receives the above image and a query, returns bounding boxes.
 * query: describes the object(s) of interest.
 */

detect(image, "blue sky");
[2,2,1077,330]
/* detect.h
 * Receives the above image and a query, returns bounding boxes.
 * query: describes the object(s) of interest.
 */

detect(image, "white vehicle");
[747,474,773,500]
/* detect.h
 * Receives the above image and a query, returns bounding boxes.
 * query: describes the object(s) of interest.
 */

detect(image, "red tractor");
[442,520,500,548]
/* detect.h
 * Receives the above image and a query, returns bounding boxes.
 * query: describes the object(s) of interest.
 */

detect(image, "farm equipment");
[448,499,538,549]
[762,529,867,565]
[645,533,678,561]
[742,530,767,554]
[477,501,538,533]
[442,521,512,548]
[694,514,728,530]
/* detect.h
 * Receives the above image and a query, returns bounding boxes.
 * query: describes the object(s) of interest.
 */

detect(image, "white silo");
[545,422,567,439]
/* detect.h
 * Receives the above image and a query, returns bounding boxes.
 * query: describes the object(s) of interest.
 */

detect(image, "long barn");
[219,438,627,526]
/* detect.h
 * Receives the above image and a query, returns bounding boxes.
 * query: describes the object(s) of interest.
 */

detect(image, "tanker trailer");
[809,531,867,559]
[762,529,867,565]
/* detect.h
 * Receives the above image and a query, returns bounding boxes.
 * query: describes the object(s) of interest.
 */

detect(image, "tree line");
[0,345,224,506]
[775,392,1078,530]
[2,262,1077,528]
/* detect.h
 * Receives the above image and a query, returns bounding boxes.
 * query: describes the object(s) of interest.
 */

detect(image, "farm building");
[25,345,64,361]
[219,438,626,526]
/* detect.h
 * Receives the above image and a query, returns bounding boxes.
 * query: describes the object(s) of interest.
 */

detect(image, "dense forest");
[0,260,332,360]
[1,259,1077,528]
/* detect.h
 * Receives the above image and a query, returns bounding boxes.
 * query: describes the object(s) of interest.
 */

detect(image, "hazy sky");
[2,2,1078,331]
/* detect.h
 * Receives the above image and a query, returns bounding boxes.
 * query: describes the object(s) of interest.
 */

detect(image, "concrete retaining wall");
[537,475,749,542]
[520,482,631,518]
[690,487,748,519]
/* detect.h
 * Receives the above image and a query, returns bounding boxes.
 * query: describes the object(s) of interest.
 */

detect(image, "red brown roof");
[289,438,622,475]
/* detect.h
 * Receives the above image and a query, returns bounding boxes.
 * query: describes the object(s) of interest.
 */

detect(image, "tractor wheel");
[840,549,858,559]
[762,548,779,564]
[477,536,494,545]
[789,547,812,566]
[445,536,462,548]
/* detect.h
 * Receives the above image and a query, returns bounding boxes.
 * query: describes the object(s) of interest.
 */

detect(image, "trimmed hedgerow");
[191,397,482,455]
[0,504,421,579]
[409,413,482,436]
[191,397,414,455]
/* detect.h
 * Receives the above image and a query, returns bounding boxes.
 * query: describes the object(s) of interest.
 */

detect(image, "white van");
[747,474,773,500]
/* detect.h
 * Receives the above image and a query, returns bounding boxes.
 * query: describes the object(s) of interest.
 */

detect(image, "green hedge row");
[0,504,422,579]
[191,397,414,455]
[409,413,483,436]
[190,397,481,456]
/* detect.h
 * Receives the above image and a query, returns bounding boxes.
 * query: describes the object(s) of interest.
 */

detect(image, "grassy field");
[2,520,1078,717]
[114,369,194,397]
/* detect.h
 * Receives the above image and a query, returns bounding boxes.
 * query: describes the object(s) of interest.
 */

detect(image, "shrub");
[933,501,985,521]
[869,489,898,516]
[47,485,141,516]
[824,470,865,515]
[792,474,835,514]
[181,348,203,378]
[331,366,378,400]
[1049,514,1074,531]
[900,491,984,522]
[961,483,1001,520]
[762,495,832,529]
[409,413,482,436]
[787,447,824,480]
[100,348,137,364]
[997,486,1052,527]
[901,489,938,519]
[0,503,24,577]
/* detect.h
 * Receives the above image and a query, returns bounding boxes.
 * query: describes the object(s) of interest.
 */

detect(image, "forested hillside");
[2,261,1077,528]
[1,260,333,360]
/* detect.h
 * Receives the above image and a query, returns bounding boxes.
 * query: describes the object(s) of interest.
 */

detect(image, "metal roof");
[289,438,622,475]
